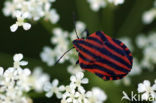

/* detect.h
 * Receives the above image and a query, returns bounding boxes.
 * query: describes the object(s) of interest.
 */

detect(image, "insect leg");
[81,29,90,38]
[85,29,90,37]
[76,60,79,65]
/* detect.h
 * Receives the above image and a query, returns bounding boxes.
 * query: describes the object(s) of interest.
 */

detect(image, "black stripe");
[87,37,103,45]
[96,31,107,42]
[88,35,125,56]
[75,44,130,73]
[75,40,131,68]
[113,39,133,64]
[104,42,125,56]
[95,73,104,78]
[79,53,94,63]
[80,63,116,75]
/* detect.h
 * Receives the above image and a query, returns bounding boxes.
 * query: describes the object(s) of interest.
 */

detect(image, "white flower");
[44,9,60,24]
[51,28,69,62]
[136,34,148,48]
[10,11,31,32]
[64,89,80,103]
[0,53,36,103]
[2,1,16,17]
[44,79,65,99]
[16,68,31,92]
[143,9,156,24]
[77,87,89,103]
[138,80,156,100]
[70,72,88,89]
[40,46,55,66]
[3,0,59,32]
[136,32,156,70]
[87,0,106,12]
[61,95,68,103]
[67,65,84,75]
[30,67,50,92]
[70,21,86,40]
[13,53,28,69]
[108,0,125,5]
[86,87,107,103]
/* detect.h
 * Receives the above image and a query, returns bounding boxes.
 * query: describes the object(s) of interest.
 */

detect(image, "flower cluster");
[136,32,156,70]
[43,72,107,103]
[87,0,125,12]
[137,80,156,101]
[0,54,49,103]
[142,0,156,24]
[3,0,59,32]
[40,21,86,74]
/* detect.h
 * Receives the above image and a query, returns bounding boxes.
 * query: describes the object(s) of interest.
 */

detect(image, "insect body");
[72,31,133,80]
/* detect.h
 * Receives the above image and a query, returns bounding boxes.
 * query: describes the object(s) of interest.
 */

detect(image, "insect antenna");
[55,47,75,65]
[73,12,79,39]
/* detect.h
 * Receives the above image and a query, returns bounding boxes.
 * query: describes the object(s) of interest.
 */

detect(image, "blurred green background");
[0,0,156,103]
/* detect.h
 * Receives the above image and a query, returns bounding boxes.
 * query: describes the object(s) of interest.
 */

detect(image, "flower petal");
[56,92,62,99]
[0,67,4,75]
[70,76,76,82]
[138,83,146,93]
[143,80,151,87]
[20,61,28,66]
[142,92,149,100]
[46,92,53,98]
[13,53,23,62]
[52,79,59,87]
[43,82,52,91]
[23,68,31,76]
[23,23,31,30]
[66,98,72,102]
[81,78,89,84]
[10,24,18,32]
[76,72,84,79]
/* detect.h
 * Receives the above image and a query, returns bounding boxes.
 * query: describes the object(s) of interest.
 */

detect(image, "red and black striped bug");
[55,30,133,80]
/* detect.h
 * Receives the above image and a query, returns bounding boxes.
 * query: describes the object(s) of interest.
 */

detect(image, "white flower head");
[10,11,31,32]
[87,0,106,12]
[143,9,156,24]
[70,72,88,89]
[44,79,65,99]
[67,65,84,75]
[138,80,156,100]
[13,53,28,69]
[86,87,107,103]
[108,0,125,5]
[30,67,50,92]
[136,34,148,48]
[40,46,55,66]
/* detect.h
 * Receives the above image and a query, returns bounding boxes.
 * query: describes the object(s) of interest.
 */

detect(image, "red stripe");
[107,38,123,50]
[83,68,111,76]
[86,39,131,65]
[79,44,131,71]
[103,76,106,80]
[120,43,124,46]
[86,39,102,48]
[79,56,126,75]
[125,48,129,51]
[91,32,123,50]
[90,33,104,43]
[103,45,131,65]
